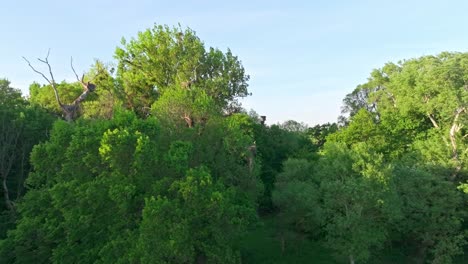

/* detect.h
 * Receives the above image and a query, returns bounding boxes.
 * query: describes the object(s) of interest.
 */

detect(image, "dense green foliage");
[1,24,467,263]
[0,109,260,263]
[272,53,467,263]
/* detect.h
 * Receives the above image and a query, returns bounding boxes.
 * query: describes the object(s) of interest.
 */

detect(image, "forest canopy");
[0,24,467,264]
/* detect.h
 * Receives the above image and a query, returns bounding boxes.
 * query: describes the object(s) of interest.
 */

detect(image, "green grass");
[240,217,338,264]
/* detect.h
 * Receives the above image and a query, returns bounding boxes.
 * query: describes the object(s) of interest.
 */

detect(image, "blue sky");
[2,0,468,125]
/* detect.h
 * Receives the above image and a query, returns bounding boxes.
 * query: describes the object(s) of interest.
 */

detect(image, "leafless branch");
[427,113,439,129]
[36,49,57,86]
[22,50,62,106]
[70,56,83,83]
[22,56,52,85]
[25,51,103,122]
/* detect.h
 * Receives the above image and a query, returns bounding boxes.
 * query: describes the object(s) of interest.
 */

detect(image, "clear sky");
[2,0,468,125]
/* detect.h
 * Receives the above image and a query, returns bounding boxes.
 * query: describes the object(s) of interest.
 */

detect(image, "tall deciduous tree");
[0,106,260,263]
[340,52,467,180]
[393,162,466,263]
[115,24,250,116]
[315,143,401,264]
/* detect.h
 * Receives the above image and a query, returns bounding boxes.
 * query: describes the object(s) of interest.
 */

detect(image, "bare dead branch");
[36,48,51,64]
[70,57,82,83]
[23,52,62,106]
[22,56,52,84]
[37,49,57,86]
[71,57,93,93]
[427,113,439,129]
[181,113,193,127]
[25,51,103,122]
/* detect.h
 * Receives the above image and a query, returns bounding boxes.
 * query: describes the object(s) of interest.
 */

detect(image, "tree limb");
[23,51,63,106]
[449,107,466,180]
[71,57,104,91]
[70,56,84,84]
[427,113,439,129]
[182,112,193,127]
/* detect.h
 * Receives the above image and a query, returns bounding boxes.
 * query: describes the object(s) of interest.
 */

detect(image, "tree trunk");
[182,113,193,128]
[195,252,207,264]
[349,254,355,264]
[2,173,13,210]
[281,235,285,254]
[0,117,20,211]
[414,244,427,264]
[16,147,26,199]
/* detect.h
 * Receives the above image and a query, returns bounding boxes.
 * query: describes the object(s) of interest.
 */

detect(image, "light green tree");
[115,24,250,116]
[316,143,401,264]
